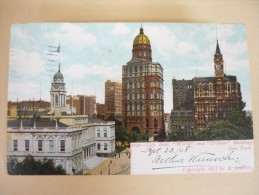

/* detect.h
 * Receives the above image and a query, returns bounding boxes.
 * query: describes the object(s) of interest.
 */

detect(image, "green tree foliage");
[8,155,66,175]
[115,126,129,142]
[227,108,253,139]
[167,108,253,141]
[195,120,242,140]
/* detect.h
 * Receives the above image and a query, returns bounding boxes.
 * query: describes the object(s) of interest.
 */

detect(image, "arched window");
[97,143,101,150]
[55,94,59,105]
[134,102,138,111]
[154,102,157,110]
[104,143,108,151]
[208,83,213,96]
[198,83,202,96]
[134,81,137,88]
[154,90,157,99]
[153,80,157,87]
[146,119,149,128]
[227,82,231,96]
[154,118,158,128]
[134,93,137,99]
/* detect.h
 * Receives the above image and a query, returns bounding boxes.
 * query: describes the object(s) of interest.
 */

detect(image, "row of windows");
[171,120,194,124]
[124,65,160,74]
[97,143,108,151]
[126,118,159,128]
[127,102,160,111]
[12,139,65,152]
[97,129,107,137]
[171,125,194,130]
[127,92,162,100]
[128,80,162,89]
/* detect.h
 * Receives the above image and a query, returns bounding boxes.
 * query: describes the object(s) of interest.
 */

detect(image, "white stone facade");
[7,116,115,175]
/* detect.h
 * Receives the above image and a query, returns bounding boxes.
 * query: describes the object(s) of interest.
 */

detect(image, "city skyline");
[8,23,251,113]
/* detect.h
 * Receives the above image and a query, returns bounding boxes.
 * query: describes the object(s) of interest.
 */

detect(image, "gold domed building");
[122,27,164,138]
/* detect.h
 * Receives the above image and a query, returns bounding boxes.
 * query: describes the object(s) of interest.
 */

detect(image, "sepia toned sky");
[8,22,251,112]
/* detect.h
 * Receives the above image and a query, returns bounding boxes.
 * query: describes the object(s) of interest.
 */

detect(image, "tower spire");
[215,39,222,55]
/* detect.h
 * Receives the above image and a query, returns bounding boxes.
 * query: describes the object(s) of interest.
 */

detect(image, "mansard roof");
[7,118,68,128]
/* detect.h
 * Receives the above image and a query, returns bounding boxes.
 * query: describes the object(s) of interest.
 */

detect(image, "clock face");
[216,64,221,69]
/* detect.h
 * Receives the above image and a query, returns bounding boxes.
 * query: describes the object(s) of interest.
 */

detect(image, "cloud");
[145,25,199,60]
[111,23,130,35]
[224,57,249,72]
[220,41,248,57]
[8,81,42,101]
[46,23,96,49]
[177,41,199,55]
[11,25,32,43]
[63,62,121,80]
[9,47,45,77]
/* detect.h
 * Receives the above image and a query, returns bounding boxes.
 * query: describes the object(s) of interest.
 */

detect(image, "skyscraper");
[194,40,244,132]
[105,80,122,119]
[171,40,245,135]
[122,27,164,135]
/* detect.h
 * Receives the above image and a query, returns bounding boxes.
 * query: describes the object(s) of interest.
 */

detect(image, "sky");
[8,22,252,113]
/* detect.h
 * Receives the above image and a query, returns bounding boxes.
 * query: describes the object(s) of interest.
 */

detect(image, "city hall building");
[7,62,115,175]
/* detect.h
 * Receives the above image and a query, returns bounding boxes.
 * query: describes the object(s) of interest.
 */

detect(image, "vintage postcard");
[7,23,253,175]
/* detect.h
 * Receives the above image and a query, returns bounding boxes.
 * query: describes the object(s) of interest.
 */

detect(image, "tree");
[195,120,245,141]
[227,107,253,139]
[8,155,66,175]
[115,126,129,142]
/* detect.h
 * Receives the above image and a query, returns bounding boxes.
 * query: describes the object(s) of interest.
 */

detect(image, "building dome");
[132,27,152,62]
[133,27,150,45]
[54,64,64,80]
[54,71,63,80]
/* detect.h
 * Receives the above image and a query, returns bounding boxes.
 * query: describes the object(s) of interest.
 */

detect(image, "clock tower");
[50,63,67,116]
[214,40,224,77]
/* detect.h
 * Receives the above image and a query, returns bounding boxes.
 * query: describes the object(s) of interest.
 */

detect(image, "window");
[154,102,157,110]
[25,140,29,151]
[38,140,43,151]
[104,129,107,137]
[154,118,158,128]
[60,140,65,152]
[55,94,58,104]
[134,102,138,111]
[13,140,18,151]
[146,119,149,128]
[49,140,54,151]
[227,82,231,96]
[97,129,100,137]
[153,80,157,87]
[104,143,108,151]
[97,143,101,150]
[198,83,202,96]
[154,91,157,99]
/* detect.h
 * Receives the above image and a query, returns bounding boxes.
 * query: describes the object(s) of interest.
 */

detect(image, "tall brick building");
[122,27,164,135]
[104,80,122,119]
[66,95,96,117]
[171,40,244,134]
[194,40,244,132]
